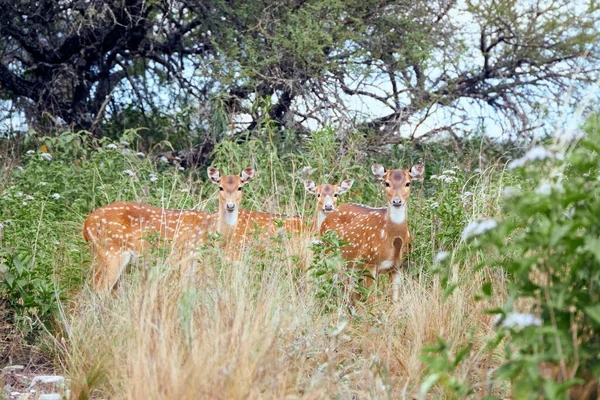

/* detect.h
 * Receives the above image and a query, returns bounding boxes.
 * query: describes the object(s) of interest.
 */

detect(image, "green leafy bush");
[423,117,600,398]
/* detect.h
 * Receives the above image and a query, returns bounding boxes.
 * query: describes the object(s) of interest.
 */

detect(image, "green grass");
[0,128,524,398]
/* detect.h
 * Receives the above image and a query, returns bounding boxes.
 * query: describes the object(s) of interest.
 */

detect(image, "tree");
[0,0,599,146]
[0,0,211,136]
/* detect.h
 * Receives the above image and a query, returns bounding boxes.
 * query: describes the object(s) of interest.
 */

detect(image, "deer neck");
[314,210,328,231]
[386,203,408,234]
[216,201,239,240]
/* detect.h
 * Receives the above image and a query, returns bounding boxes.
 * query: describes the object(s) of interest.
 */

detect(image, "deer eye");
[334,193,338,197]
[219,186,224,191]
[317,194,321,197]
[238,187,242,191]
[406,182,411,187]
[385,182,390,187]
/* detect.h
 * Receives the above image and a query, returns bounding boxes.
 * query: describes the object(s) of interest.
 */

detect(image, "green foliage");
[420,337,474,399]
[0,246,58,340]
[423,117,600,398]
[308,230,370,310]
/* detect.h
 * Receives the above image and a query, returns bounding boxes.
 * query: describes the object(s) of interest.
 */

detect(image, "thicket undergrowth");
[0,123,598,399]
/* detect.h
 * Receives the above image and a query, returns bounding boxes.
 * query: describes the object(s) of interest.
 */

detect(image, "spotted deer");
[207,167,308,248]
[320,163,424,300]
[303,179,354,231]
[83,167,257,292]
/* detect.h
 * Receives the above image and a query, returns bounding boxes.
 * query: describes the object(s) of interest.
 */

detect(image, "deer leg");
[389,269,402,302]
[390,237,406,302]
[362,264,378,304]
[93,247,133,293]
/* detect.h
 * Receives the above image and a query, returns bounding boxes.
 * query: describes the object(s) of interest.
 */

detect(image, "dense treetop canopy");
[0,0,598,148]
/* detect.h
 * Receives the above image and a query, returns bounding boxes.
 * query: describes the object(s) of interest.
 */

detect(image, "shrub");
[423,118,600,398]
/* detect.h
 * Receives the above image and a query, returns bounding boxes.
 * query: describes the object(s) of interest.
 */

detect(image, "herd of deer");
[83,163,425,299]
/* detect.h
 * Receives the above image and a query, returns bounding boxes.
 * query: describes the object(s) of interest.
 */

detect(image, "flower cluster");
[494,312,542,330]
[461,219,498,241]
[430,174,458,183]
[507,146,563,170]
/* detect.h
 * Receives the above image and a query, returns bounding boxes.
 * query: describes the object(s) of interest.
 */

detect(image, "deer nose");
[323,204,334,212]
[391,198,403,208]
[226,203,236,212]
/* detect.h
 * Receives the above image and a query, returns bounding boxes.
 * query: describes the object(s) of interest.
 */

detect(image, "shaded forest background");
[0,0,599,161]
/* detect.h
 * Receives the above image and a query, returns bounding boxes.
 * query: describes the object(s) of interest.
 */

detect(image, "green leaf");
[584,237,600,262]
[482,282,492,297]
[543,378,584,399]
[584,304,600,325]
[420,373,441,396]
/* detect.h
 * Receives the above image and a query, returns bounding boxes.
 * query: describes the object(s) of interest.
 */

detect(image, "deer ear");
[409,164,425,181]
[337,179,354,195]
[304,180,317,194]
[372,164,386,180]
[207,167,221,184]
[240,167,255,184]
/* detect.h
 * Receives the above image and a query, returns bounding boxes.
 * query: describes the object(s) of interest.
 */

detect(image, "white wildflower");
[462,191,473,198]
[494,312,542,330]
[16,192,23,197]
[97,186,104,191]
[120,141,130,146]
[106,144,118,150]
[565,207,575,219]
[123,169,136,178]
[207,30,212,36]
[507,146,554,170]
[16,166,23,171]
[159,156,169,164]
[26,150,35,154]
[39,182,47,186]
[0,222,3,229]
[442,170,456,175]
[179,188,189,193]
[175,156,182,161]
[25,195,34,201]
[52,193,60,200]
[121,149,132,155]
[136,152,145,157]
[462,219,498,241]
[220,16,226,21]
[22,201,27,206]
[429,174,439,180]
[179,167,185,171]
[429,201,440,209]
[149,174,159,182]
[536,183,552,195]
[473,168,483,173]
[444,176,457,183]
[435,251,449,262]
[40,153,52,161]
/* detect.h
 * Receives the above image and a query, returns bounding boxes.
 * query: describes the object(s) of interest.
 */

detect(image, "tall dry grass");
[49,166,511,399]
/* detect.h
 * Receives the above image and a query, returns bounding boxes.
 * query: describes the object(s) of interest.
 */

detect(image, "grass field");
[2,126,598,399]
